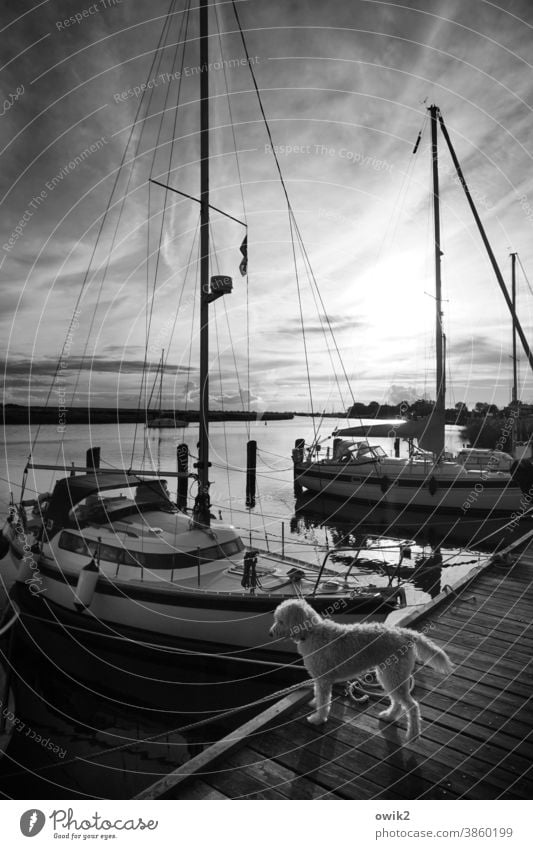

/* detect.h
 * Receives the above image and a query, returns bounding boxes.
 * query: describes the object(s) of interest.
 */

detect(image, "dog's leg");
[375,667,403,721]
[309,680,317,709]
[379,655,421,742]
[307,679,332,725]
[404,697,421,743]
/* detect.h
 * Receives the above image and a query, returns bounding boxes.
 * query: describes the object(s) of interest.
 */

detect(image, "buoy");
[74,558,99,612]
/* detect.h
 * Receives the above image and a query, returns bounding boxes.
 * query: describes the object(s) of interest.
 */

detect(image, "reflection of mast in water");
[412,546,443,598]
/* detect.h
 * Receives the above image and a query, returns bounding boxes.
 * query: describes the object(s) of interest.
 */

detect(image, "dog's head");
[269,599,321,642]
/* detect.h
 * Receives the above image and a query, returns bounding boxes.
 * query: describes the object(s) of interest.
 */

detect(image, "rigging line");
[147,2,190,308]
[288,213,317,441]
[214,1,251,440]
[211,232,234,522]
[184,223,200,415]
[161,213,201,395]
[29,4,176,461]
[30,0,175,454]
[210,226,248,423]
[230,1,318,435]
[517,254,533,300]
[57,4,177,473]
[135,1,188,467]
[232,3,357,419]
[142,2,188,398]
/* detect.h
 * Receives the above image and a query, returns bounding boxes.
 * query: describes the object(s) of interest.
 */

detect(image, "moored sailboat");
[293,106,530,519]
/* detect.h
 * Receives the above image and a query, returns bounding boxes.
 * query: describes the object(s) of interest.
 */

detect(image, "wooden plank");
[209,746,342,799]
[248,720,445,799]
[327,701,526,799]
[134,686,312,799]
[178,779,230,800]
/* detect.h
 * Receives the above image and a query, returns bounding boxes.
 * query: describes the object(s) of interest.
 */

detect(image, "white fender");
[74,558,99,612]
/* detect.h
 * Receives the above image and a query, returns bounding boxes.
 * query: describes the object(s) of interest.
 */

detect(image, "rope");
[0,606,19,637]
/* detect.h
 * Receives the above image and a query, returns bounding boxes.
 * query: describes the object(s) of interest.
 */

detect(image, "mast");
[429,104,445,459]
[437,110,533,376]
[511,252,518,405]
[194,0,212,525]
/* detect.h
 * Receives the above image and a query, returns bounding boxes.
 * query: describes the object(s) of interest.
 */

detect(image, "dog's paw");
[308,697,317,708]
[307,712,327,725]
[378,708,396,721]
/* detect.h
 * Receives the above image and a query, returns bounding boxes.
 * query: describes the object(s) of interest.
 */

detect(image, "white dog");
[270,598,453,742]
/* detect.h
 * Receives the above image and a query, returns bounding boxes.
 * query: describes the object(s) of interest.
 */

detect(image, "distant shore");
[1,405,295,425]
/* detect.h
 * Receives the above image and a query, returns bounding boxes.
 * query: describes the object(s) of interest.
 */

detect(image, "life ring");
[380,476,391,494]
[428,476,438,496]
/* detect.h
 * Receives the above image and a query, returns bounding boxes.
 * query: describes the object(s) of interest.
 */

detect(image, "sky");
[1,0,533,413]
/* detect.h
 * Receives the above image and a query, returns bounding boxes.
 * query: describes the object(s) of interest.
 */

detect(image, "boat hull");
[295,461,524,517]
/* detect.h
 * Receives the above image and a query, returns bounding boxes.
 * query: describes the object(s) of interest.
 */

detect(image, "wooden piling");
[245,440,257,508]
[292,438,305,497]
[177,443,189,511]
[86,447,101,470]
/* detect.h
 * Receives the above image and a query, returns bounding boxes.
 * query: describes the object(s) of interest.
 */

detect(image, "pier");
[136,541,533,800]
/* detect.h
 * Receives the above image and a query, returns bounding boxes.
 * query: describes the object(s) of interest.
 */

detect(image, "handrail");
[311,546,364,595]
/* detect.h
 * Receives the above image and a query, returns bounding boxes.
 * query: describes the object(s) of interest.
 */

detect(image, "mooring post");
[292,438,305,497]
[86,447,101,470]
[281,521,285,557]
[177,443,189,511]
[245,440,257,508]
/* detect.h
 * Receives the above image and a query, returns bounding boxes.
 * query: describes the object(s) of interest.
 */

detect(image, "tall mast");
[437,110,533,377]
[429,104,445,459]
[194,0,211,525]
[511,252,518,405]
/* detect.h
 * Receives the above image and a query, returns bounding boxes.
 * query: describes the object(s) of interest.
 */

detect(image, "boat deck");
[137,542,533,800]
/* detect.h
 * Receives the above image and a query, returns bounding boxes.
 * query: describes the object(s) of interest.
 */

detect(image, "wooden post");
[177,444,189,511]
[292,438,305,497]
[245,440,257,508]
[86,447,101,470]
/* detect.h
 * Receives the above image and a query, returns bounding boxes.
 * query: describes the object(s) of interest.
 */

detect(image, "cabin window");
[58,531,90,556]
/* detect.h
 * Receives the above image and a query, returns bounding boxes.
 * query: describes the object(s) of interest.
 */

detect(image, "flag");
[239,235,248,276]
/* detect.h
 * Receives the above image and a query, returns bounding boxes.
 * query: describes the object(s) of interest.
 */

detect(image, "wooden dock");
[137,545,533,800]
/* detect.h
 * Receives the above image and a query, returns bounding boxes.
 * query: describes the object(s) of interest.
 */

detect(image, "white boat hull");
[295,460,524,517]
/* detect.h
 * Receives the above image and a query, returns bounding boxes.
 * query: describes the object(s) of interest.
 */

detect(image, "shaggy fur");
[270,598,453,742]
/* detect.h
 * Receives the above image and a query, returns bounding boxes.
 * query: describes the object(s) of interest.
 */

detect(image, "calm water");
[0,419,516,798]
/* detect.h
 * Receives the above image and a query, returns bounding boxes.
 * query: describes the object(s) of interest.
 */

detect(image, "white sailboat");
[293,105,529,519]
[0,0,405,706]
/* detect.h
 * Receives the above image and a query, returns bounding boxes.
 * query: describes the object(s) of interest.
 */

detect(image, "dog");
[270,598,453,742]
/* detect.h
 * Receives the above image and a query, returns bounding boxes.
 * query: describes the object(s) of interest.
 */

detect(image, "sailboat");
[0,0,405,707]
[146,349,188,429]
[293,105,528,519]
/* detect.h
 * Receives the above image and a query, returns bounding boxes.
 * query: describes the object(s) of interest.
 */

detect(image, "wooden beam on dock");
[134,686,312,800]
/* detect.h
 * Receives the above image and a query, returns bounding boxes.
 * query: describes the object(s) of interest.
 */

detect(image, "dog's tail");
[411,632,453,675]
